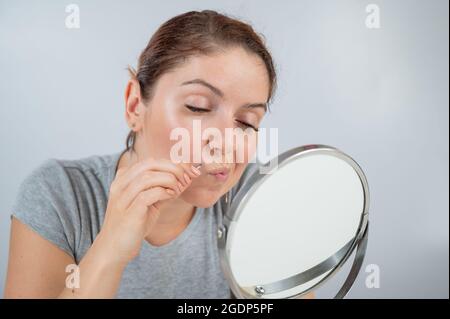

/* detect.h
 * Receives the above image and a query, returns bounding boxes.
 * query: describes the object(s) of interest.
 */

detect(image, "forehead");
[161,47,270,103]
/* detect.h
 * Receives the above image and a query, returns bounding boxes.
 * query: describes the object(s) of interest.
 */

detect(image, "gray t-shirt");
[10,151,259,299]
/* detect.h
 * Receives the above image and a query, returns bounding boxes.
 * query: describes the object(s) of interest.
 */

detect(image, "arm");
[4,217,74,298]
[4,217,126,298]
[5,159,201,298]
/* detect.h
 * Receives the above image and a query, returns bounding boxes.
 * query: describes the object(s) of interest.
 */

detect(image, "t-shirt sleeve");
[11,159,76,259]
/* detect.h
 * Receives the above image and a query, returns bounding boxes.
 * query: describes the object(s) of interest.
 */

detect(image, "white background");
[0,0,448,298]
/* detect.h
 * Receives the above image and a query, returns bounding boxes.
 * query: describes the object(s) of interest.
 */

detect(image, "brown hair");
[125,10,277,153]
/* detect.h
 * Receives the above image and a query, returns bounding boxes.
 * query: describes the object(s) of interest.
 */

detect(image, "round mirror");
[218,144,370,299]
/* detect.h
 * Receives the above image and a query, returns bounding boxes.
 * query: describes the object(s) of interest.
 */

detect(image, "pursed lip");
[206,167,230,175]
[204,165,231,181]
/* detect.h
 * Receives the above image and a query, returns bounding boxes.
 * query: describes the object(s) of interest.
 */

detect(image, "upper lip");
[205,165,230,175]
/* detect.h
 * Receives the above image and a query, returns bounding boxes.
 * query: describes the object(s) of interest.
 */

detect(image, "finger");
[155,158,201,181]
[114,158,197,192]
[119,171,181,209]
[126,186,172,220]
[172,160,202,179]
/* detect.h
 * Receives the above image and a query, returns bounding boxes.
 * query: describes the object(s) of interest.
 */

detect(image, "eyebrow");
[241,102,267,113]
[181,78,267,112]
[182,79,224,98]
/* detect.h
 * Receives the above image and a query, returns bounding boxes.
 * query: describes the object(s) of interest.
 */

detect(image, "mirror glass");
[223,147,368,298]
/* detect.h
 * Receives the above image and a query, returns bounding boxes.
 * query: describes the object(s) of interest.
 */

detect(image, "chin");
[180,189,224,208]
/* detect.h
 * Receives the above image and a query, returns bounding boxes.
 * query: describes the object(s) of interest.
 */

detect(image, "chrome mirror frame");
[217,144,370,299]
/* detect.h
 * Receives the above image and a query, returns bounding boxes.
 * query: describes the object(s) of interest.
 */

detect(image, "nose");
[203,120,235,164]
[204,134,234,164]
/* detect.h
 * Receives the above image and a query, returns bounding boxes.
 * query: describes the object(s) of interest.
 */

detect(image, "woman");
[4,10,285,298]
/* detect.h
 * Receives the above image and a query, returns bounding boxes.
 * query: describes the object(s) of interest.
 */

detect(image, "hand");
[95,158,201,266]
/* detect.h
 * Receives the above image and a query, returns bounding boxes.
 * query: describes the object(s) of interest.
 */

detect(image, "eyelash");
[185,104,209,113]
[185,104,259,132]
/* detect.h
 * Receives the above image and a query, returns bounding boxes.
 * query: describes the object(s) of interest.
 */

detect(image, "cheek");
[145,115,174,158]
[246,139,258,161]
[235,134,258,164]
[146,100,192,159]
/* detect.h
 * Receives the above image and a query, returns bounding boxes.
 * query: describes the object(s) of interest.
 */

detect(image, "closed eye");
[185,104,210,113]
[236,120,259,132]
[185,104,258,132]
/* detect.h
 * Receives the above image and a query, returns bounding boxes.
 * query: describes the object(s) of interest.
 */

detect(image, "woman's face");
[132,47,270,207]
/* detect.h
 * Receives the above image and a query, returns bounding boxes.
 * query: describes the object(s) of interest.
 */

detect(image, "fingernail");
[184,172,191,184]
[166,189,175,195]
[191,165,201,176]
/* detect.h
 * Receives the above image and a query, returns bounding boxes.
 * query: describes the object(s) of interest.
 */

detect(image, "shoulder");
[36,152,119,187]
[16,158,69,198]
[16,152,119,195]
[11,152,121,259]
[50,152,120,181]
[11,158,76,257]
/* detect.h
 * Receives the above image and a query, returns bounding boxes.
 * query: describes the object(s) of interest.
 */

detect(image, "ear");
[124,78,145,131]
